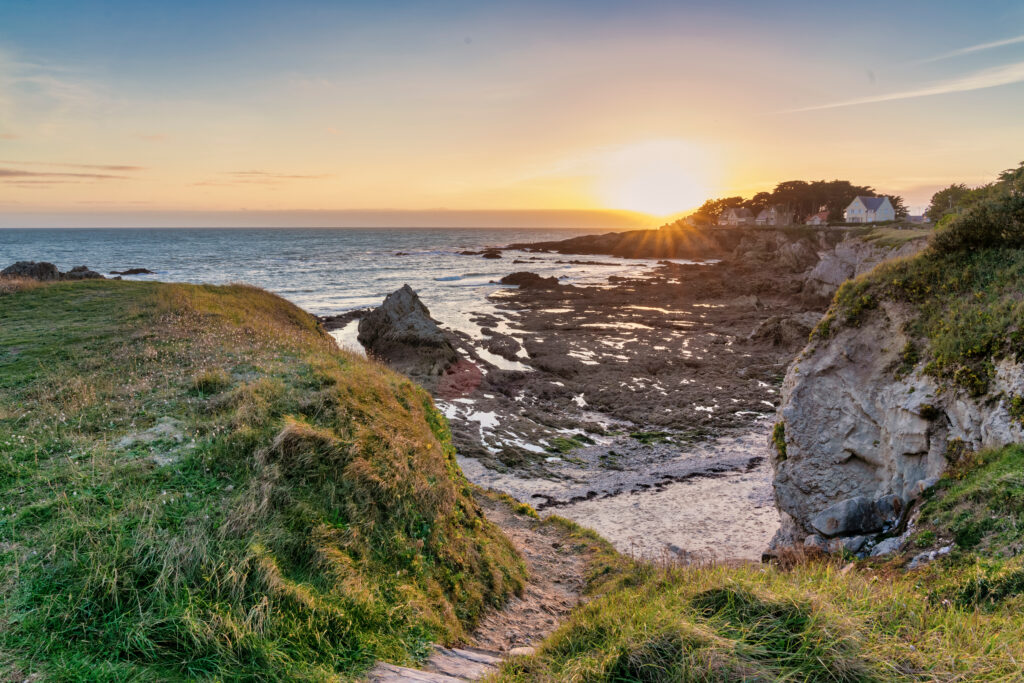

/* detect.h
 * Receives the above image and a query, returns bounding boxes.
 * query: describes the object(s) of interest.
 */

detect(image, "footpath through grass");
[0,280,525,680]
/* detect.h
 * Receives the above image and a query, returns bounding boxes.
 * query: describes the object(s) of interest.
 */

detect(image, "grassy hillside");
[0,279,525,680]
[498,444,1024,681]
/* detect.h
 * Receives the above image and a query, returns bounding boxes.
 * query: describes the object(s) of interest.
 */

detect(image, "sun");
[595,139,716,217]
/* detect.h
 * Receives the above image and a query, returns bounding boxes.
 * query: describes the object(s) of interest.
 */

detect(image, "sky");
[1,0,1023,227]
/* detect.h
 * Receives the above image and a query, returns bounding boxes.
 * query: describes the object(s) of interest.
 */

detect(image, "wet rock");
[63,265,104,280]
[110,267,155,275]
[500,272,559,289]
[481,249,502,259]
[1,261,61,280]
[483,332,523,361]
[358,284,458,376]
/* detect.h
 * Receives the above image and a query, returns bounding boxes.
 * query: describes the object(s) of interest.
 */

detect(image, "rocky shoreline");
[339,225,928,560]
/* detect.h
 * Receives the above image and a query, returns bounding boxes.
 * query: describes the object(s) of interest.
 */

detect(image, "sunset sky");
[2,0,1023,227]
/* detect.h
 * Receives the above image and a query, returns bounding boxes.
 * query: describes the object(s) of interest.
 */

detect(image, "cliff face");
[773,295,1024,550]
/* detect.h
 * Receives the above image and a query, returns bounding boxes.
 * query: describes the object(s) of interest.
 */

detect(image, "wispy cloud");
[225,170,328,180]
[785,60,1024,112]
[192,170,330,186]
[914,34,1024,65]
[0,160,145,172]
[0,168,127,181]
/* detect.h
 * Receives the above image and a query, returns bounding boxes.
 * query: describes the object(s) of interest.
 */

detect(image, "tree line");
[691,179,908,224]
[926,162,1024,224]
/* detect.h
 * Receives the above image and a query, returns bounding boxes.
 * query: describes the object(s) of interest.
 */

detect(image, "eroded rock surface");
[772,301,1024,547]
[357,284,458,376]
[802,238,921,298]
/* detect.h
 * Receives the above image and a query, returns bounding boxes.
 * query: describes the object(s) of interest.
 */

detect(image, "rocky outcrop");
[802,239,921,298]
[63,265,104,280]
[110,267,155,275]
[499,272,559,289]
[772,301,1024,549]
[1,261,105,281]
[1,261,61,280]
[357,285,458,376]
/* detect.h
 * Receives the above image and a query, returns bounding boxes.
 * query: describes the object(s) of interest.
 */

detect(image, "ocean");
[0,227,677,357]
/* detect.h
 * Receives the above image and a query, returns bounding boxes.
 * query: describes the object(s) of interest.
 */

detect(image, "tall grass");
[0,280,525,680]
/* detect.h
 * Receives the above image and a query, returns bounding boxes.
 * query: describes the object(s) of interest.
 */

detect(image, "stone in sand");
[358,284,458,376]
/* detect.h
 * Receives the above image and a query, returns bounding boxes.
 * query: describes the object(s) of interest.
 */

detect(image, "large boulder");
[357,285,458,376]
[1,261,61,280]
[771,301,1024,547]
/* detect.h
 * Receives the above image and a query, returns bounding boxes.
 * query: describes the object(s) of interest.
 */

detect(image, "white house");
[844,196,894,223]
[755,205,794,227]
[718,207,755,226]
[805,210,829,226]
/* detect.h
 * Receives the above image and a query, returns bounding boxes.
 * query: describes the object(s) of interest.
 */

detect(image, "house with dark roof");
[718,207,754,226]
[844,196,894,223]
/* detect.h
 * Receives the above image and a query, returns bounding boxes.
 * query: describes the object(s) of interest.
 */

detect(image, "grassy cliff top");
[0,279,524,680]
[814,191,1024,395]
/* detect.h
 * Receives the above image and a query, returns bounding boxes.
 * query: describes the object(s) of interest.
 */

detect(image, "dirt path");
[469,492,588,651]
[367,493,589,681]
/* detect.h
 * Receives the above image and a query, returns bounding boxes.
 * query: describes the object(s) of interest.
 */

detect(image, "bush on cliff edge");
[0,280,525,680]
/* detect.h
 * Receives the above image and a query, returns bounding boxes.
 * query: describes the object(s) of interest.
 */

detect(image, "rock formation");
[1,261,105,281]
[772,301,1024,549]
[802,238,920,298]
[357,284,458,376]
[1,261,62,280]
[499,272,559,289]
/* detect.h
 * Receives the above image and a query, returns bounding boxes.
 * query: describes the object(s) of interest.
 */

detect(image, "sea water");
[0,227,687,354]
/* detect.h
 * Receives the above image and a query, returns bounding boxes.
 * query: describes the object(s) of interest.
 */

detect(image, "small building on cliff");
[718,207,754,226]
[755,205,794,227]
[844,196,895,223]
[805,210,830,226]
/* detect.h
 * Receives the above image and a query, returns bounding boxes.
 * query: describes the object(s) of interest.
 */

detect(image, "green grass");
[497,445,1024,682]
[862,227,932,248]
[815,192,1024,395]
[817,246,1024,396]
[0,280,525,680]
